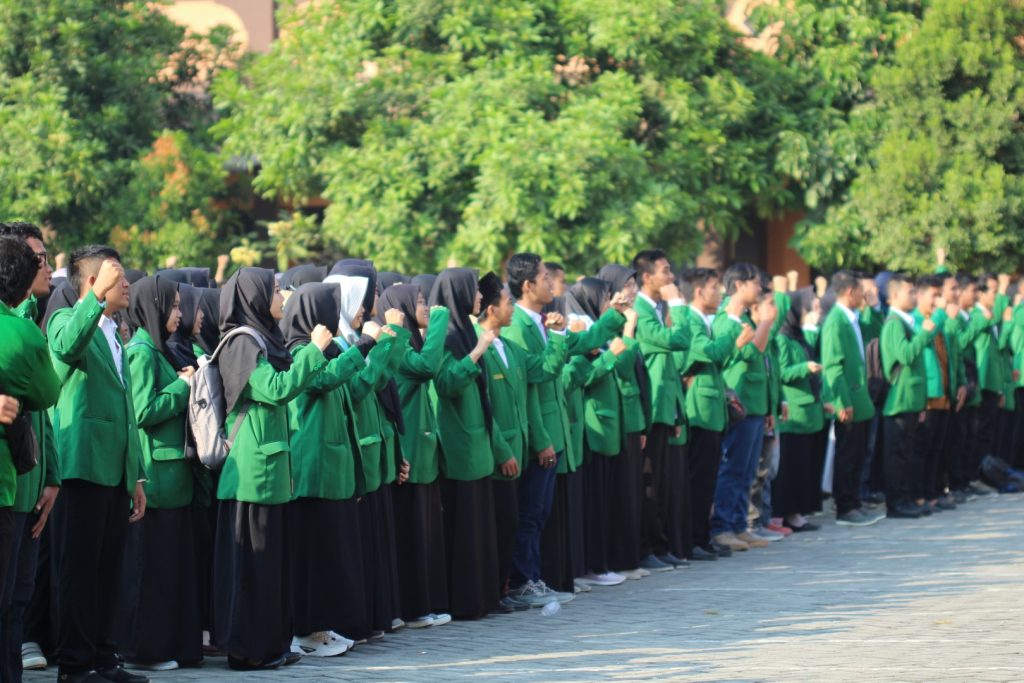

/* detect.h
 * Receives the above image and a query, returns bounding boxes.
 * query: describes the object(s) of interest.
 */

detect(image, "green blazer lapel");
[513,306,545,351]
[93,318,126,387]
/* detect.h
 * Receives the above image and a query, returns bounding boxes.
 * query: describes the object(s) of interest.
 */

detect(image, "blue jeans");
[711,416,766,536]
[2,512,38,683]
[510,455,560,589]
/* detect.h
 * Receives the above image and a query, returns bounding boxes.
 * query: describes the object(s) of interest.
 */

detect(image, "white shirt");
[835,302,865,360]
[97,314,124,383]
[890,307,915,329]
[516,303,547,343]
[492,336,509,368]
[689,305,713,333]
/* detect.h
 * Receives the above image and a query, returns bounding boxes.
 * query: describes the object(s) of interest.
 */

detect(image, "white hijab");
[323,274,369,344]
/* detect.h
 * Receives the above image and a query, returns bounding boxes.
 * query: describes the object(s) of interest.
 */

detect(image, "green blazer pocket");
[150,447,186,462]
[254,440,290,457]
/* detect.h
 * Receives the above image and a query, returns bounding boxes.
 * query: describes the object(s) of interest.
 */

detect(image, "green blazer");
[347,332,402,494]
[821,304,875,423]
[48,292,144,493]
[216,343,327,504]
[380,327,411,486]
[394,308,449,485]
[483,334,542,480]
[562,355,590,470]
[1008,304,1024,390]
[682,307,739,433]
[714,313,769,417]
[912,308,964,402]
[288,344,366,500]
[0,301,61,507]
[880,313,932,417]
[614,338,649,436]
[125,330,193,509]
[633,296,688,427]
[776,333,825,434]
[11,297,60,513]
[969,306,1006,395]
[583,348,624,457]
[435,349,496,481]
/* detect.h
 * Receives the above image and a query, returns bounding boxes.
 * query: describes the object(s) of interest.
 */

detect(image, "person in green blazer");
[678,268,754,555]
[118,275,203,669]
[212,267,331,671]
[429,268,501,620]
[1006,294,1024,469]
[879,275,936,518]
[377,282,453,630]
[47,246,151,683]
[281,283,377,656]
[503,254,623,606]
[966,275,1005,486]
[820,270,883,527]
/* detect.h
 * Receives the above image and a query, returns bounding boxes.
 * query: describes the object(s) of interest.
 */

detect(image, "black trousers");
[948,406,975,491]
[640,424,672,558]
[969,390,1001,480]
[1013,389,1024,470]
[0,507,15,615]
[914,410,949,500]
[833,420,868,515]
[492,478,519,596]
[688,427,723,551]
[56,479,129,675]
[883,413,918,509]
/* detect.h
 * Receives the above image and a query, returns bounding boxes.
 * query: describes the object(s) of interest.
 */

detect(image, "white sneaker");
[751,527,785,542]
[128,660,178,671]
[428,613,451,626]
[390,618,406,631]
[21,642,46,670]
[573,581,591,593]
[618,568,644,581]
[637,568,651,577]
[328,631,355,649]
[577,572,626,586]
[533,579,574,604]
[293,632,349,657]
[406,615,434,629]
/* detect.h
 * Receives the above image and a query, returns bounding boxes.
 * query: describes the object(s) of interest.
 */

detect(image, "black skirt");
[116,506,203,664]
[607,433,643,571]
[776,429,829,517]
[392,481,448,621]
[492,478,519,594]
[440,477,499,620]
[541,469,585,593]
[290,497,368,637]
[212,500,291,662]
[359,488,402,632]
[583,451,612,574]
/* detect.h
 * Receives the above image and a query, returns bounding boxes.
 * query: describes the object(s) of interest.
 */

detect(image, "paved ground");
[28,493,1024,682]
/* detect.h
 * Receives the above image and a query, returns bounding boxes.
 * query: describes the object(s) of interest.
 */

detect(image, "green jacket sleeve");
[635,304,689,354]
[127,347,190,428]
[821,319,852,412]
[47,291,105,364]
[778,338,814,383]
[583,349,619,387]
[304,344,365,394]
[566,309,626,356]
[6,323,61,412]
[435,353,481,398]
[245,343,327,405]
[348,336,395,402]
[43,414,59,486]
[400,308,449,381]
[881,318,931,378]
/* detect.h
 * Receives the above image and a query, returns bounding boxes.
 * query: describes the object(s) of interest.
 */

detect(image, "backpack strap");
[225,400,253,449]
[210,326,269,361]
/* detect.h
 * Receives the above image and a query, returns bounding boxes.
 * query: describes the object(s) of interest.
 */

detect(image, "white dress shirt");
[97,314,124,383]
[835,302,865,360]
[492,336,509,368]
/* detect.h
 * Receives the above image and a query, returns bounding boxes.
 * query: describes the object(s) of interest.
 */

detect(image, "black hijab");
[158,267,212,288]
[127,275,178,360]
[566,277,611,322]
[330,259,377,319]
[378,271,410,293]
[411,274,437,300]
[196,288,221,355]
[166,284,203,369]
[429,268,492,433]
[280,264,327,290]
[597,264,637,295]
[42,279,80,336]
[375,284,423,352]
[282,283,342,360]
[784,286,822,398]
[124,268,148,285]
[219,268,293,413]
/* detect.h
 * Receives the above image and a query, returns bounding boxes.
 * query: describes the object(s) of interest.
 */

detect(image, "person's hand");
[623,308,638,327]
[311,324,334,351]
[568,319,587,333]
[780,403,789,422]
[474,329,497,355]
[786,270,799,292]
[536,446,556,468]
[379,325,396,337]
[807,361,823,374]
[54,252,66,271]
[609,338,627,356]
[956,386,967,412]
[936,246,947,266]
[863,283,879,308]
[934,296,946,311]
[945,301,960,319]
[838,406,854,423]
[772,275,788,294]
[129,482,147,523]
[814,275,828,298]
[92,259,125,301]
[639,434,647,450]
[178,366,195,381]
[659,283,681,302]
[998,273,1011,294]
[736,323,755,348]
[922,317,936,332]
[362,321,382,340]
[919,411,927,424]
[824,402,835,415]
[609,292,630,314]
[982,306,994,320]
[30,485,59,539]
[384,308,405,327]
[0,395,19,425]
[999,393,1007,408]
[164,255,178,269]
[803,309,820,328]
[1004,306,1014,323]
[765,415,774,431]
[1014,369,1021,383]
[500,457,520,478]
[545,312,566,331]
[397,459,410,484]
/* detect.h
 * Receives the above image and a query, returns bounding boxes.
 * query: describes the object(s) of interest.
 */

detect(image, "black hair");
[543,261,565,274]
[831,270,860,297]
[976,273,997,292]
[758,270,772,292]
[955,271,975,289]
[507,253,542,300]
[631,249,668,281]
[678,268,718,301]
[0,221,43,242]
[0,236,40,307]
[69,245,121,294]
[916,274,945,290]
[722,262,759,295]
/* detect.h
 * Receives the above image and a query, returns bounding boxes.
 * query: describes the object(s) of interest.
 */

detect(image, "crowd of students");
[0,221,1017,683]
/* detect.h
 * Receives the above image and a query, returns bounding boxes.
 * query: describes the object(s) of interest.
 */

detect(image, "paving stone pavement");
[26,493,1024,682]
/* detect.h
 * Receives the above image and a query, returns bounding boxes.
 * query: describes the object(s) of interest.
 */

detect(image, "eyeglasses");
[33,251,49,266]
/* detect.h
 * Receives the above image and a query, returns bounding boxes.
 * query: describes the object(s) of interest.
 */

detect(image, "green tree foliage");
[815,0,1024,272]
[214,0,804,273]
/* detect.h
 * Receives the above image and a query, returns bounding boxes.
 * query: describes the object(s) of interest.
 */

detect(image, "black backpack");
[865,316,911,406]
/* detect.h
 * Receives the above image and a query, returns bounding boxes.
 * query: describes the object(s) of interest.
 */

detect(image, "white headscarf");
[323,274,369,344]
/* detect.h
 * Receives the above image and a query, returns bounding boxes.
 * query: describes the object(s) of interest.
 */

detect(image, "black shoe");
[952,490,968,504]
[862,492,886,506]
[784,521,821,532]
[689,545,718,561]
[283,650,303,666]
[227,655,285,671]
[58,673,107,683]
[709,541,733,558]
[658,552,689,568]
[936,495,957,511]
[95,666,149,683]
[887,504,922,519]
[917,502,933,516]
